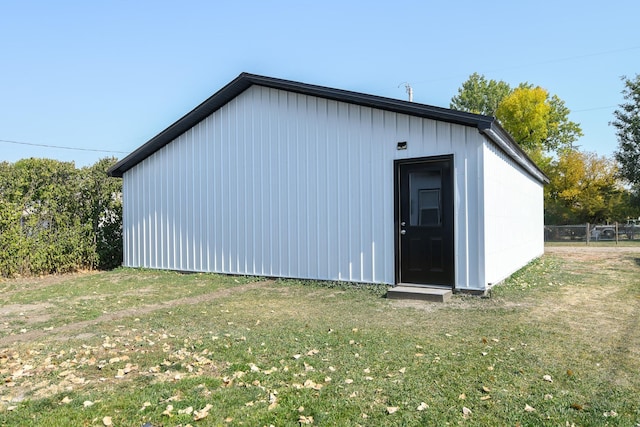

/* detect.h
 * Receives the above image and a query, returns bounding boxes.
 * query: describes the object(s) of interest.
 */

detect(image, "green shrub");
[0,157,122,277]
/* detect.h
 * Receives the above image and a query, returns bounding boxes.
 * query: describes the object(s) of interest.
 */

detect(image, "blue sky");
[1,0,638,166]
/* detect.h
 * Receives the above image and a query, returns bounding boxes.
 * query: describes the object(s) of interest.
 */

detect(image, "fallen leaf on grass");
[162,404,174,417]
[462,407,472,418]
[417,402,429,411]
[178,406,194,415]
[481,386,490,393]
[524,404,535,412]
[268,392,278,410]
[165,394,182,402]
[193,404,213,420]
[458,393,466,400]
[83,401,94,407]
[303,379,323,390]
[299,415,314,424]
[480,395,491,401]
[102,416,113,426]
[61,396,72,404]
[386,406,399,414]
[543,375,553,382]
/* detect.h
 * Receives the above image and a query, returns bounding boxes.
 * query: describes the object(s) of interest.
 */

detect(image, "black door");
[395,156,454,286]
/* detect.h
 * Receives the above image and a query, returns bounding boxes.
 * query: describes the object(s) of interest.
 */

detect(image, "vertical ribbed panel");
[121,85,503,286]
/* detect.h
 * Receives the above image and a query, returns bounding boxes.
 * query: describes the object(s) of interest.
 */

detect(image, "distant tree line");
[451,73,640,225]
[0,157,122,277]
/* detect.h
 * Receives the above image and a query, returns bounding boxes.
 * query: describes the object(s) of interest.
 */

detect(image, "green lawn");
[1,247,639,426]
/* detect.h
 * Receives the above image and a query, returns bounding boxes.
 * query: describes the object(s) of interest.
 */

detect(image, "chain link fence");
[544,223,640,243]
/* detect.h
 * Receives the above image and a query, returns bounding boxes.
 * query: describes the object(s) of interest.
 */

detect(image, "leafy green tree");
[546,94,584,152]
[0,157,122,277]
[612,74,640,187]
[449,72,511,116]
[451,74,583,158]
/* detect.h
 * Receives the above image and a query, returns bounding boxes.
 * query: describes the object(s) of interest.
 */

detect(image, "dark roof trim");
[108,72,548,183]
[479,121,549,184]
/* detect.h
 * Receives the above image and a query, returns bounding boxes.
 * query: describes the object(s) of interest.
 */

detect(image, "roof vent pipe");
[406,83,413,102]
[398,82,413,102]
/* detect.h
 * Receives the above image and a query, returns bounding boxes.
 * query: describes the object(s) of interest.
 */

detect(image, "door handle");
[400,221,406,226]
[400,229,406,235]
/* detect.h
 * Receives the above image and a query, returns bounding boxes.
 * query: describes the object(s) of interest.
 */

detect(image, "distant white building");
[109,73,547,293]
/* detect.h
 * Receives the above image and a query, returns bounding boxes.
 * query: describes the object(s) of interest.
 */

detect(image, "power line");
[0,139,128,154]
[407,45,640,85]
[572,105,617,113]
[481,45,640,77]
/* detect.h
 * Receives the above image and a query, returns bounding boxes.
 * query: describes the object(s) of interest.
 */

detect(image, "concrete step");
[387,285,452,302]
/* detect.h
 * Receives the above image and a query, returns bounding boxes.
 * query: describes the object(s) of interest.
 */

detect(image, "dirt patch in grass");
[0,303,54,325]
[545,244,640,257]
[0,271,99,297]
[533,246,640,320]
[531,246,640,384]
[0,280,274,347]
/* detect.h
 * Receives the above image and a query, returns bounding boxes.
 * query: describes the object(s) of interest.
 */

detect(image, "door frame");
[394,154,455,287]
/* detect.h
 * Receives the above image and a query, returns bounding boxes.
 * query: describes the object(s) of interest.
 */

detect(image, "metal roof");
[108,72,548,183]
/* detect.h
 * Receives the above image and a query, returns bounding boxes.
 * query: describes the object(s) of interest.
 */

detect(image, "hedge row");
[0,157,122,277]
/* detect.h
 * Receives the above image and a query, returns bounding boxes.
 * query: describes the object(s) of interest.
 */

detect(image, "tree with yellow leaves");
[544,149,625,224]
[496,86,551,154]
[451,75,583,158]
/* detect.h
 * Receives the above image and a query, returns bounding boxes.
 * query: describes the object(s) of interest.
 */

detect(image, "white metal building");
[108,73,547,292]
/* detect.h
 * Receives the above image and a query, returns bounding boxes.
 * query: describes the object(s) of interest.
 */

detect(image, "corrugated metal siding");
[482,141,544,286]
[122,85,489,286]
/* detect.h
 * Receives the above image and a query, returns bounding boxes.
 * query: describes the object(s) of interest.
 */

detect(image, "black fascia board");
[108,73,253,177]
[108,72,503,177]
[478,120,550,184]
